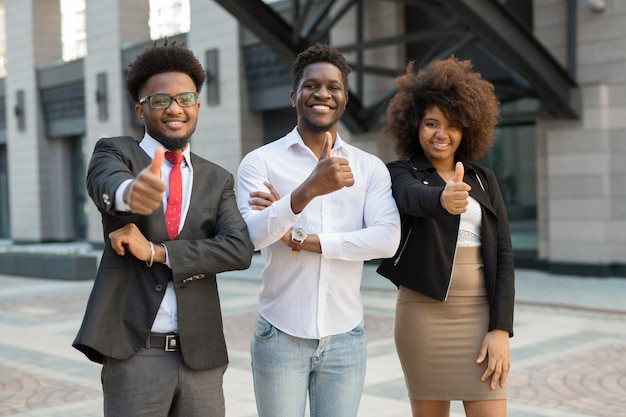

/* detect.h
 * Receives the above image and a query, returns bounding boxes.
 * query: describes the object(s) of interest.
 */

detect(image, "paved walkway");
[0,254,625,417]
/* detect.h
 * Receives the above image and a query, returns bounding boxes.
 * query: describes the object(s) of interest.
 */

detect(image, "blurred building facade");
[0,0,624,277]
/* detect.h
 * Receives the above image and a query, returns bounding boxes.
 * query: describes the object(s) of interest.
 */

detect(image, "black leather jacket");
[377,155,515,335]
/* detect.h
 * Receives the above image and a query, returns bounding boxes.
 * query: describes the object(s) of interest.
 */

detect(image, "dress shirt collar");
[284,126,351,156]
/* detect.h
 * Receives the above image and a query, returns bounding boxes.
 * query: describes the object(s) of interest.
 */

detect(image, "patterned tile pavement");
[0,254,625,417]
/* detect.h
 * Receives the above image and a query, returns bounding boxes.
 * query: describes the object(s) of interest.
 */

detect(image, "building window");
[61,0,87,61]
[150,0,190,40]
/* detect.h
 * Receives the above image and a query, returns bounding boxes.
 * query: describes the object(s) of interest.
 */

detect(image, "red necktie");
[164,151,185,240]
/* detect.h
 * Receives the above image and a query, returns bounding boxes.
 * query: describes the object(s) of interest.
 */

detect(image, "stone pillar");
[187,0,257,175]
[5,0,62,242]
[83,0,150,245]
[535,0,626,273]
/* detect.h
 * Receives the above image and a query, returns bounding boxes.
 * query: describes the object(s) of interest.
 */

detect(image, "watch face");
[292,227,307,241]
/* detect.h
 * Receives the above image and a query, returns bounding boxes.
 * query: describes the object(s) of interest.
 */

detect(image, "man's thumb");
[453,161,464,183]
[320,132,333,160]
[150,147,165,176]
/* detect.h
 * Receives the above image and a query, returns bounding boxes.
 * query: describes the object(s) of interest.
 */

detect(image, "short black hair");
[125,39,206,102]
[291,43,351,92]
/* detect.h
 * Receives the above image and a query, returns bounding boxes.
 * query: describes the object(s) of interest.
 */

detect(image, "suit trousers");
[101,347,227,417]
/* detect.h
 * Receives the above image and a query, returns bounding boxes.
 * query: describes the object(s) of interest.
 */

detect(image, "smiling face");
[135,71,200,152]
[291,61,348,136]
[418,106,463,170]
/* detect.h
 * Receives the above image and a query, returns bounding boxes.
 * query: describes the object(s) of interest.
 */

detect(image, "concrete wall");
[187,0,251,175]
[534,0,626,271]
[83,0,150,244]
[5,0,62,242]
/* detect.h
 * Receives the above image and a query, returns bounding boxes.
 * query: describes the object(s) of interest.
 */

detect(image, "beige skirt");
[394,246,506,401]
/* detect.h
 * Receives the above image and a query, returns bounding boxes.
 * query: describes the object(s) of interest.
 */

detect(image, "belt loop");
[145,335,151,349]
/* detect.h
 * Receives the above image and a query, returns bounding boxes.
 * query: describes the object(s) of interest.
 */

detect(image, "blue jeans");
[251,315,367,417]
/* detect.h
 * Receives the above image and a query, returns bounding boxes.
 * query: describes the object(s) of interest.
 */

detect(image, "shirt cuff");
[115,179,134,212]
[318,232,342,259]
[161,243,172,268]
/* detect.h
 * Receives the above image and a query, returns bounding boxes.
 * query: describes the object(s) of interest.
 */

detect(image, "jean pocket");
[253,315,276,339]
[349,320,365,336]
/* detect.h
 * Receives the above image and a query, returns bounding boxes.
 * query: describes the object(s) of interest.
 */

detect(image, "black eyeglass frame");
[139,92,199,108]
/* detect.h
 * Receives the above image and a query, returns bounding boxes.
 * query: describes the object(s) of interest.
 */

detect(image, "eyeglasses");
[139,92,199,108]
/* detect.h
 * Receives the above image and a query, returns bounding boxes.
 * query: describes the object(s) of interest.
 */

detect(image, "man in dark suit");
[73,41,254,417]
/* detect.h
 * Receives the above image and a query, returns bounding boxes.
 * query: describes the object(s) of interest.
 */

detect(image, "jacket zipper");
[393,226,413,266]
[475,172,486,191]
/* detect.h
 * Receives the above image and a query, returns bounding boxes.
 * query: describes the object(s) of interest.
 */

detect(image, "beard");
[153,134,191,151]
[147,125,195,151]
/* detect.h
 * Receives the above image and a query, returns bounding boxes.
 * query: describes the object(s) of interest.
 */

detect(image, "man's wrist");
[291,227,308,254]
[123,181,134,206]
[145,241,155,267]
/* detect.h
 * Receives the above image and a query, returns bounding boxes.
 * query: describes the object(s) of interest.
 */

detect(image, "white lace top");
[457,196,482,247]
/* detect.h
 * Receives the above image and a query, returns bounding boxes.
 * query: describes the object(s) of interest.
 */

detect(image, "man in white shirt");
[237,43,400,417]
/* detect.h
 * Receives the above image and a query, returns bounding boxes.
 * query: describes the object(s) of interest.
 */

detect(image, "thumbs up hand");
[149,147,165,177]
[124,147,168,215]
[319,131,333,161]
[440,161,472,215]
[452,160,465,184]
[289,132,354,214]
[308,132,354,194]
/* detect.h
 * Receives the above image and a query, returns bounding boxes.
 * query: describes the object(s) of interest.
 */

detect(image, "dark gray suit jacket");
[73,136,254,370]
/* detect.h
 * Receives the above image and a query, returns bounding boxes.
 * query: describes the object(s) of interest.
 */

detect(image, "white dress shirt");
[237,127,400,339]
[115,134,193,333]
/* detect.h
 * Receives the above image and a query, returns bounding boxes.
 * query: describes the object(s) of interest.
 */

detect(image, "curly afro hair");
[125,39,206,103]
[291,43,351,92]
[385,56,500,161]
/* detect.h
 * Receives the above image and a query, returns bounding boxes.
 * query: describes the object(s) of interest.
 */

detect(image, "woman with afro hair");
[377,56,515,417]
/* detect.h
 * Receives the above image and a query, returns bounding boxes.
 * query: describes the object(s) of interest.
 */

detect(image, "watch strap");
[291,237,303,254]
